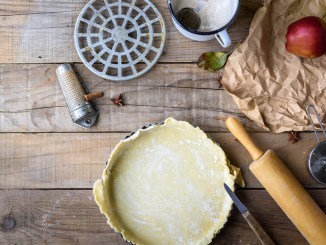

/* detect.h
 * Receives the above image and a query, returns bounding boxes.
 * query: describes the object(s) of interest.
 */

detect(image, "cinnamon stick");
[84,92,104,101]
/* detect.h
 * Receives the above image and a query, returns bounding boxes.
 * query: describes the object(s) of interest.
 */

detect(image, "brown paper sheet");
[222,0,326,133]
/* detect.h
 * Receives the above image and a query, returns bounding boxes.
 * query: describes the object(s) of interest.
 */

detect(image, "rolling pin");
[226,117,326,245]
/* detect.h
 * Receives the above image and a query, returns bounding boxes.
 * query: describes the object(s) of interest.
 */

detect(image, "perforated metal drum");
[306,105,326,185]
[74,0,166,81]
[56,64,99,128]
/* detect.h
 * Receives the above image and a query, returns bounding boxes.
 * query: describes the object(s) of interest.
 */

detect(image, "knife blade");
[224,183,275,245]
[224,183,248,214]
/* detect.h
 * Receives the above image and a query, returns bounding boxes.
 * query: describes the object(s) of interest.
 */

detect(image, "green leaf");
[197,52,229,72]
[197,42,242,72]
[212,52,228,70]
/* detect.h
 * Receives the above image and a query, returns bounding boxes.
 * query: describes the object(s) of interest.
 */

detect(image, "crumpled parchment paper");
[222,0,326,133]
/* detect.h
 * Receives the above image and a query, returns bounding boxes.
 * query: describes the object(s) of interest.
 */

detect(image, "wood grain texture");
[1,0,324,244]
[249,150,326,245]
[1,189,324,245]
[242,212,275,245]
[0,0,261,63]
[0,132,323,189]
[0,63,264,133]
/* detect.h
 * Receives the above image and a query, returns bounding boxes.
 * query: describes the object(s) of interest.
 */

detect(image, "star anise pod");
[288,130,301,144]
[111,94,123,107]
[217,75,223,88]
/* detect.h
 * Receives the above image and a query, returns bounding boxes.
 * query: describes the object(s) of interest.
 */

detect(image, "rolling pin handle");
[226,117,264,161]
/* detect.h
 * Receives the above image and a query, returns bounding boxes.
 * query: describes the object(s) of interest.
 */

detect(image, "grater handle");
[306,104,326,142]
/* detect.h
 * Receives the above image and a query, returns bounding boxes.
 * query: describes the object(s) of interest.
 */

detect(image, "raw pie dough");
[93,118,241,245]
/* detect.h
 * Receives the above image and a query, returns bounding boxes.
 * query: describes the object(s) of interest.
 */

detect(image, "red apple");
[285,16,326,58]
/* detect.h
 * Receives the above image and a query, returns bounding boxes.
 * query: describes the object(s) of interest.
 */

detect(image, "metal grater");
[306,105,326,185]
[56,64,99,128]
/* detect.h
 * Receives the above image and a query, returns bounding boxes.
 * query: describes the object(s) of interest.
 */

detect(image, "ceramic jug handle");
[215,29,231,48]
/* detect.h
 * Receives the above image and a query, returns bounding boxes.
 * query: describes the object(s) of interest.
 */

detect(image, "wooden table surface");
[0,0,325,244]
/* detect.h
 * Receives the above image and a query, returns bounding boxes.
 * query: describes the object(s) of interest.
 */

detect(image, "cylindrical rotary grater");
[56,64,99,128]
[306,104,326,185]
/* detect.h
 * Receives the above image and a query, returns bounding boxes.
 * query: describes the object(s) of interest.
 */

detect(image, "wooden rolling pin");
[226,117,326,245]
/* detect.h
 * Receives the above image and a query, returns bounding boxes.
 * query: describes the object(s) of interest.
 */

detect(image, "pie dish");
[93,118,242,245]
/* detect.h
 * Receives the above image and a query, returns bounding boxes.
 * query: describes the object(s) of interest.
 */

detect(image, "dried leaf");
[197,42,242,72]
[213,53,228,71]
[198,52,228,72]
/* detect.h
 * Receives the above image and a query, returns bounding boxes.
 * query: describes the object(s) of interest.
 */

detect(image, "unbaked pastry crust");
[93,118,241,245]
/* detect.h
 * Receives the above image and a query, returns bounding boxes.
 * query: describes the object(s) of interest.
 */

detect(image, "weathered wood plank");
[0,63,264,133]
[0,132,323,189]
[1,189,324,244]
[0,0,261,63]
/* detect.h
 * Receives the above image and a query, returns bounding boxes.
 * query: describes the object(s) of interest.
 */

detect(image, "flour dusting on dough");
[93,118,240,245]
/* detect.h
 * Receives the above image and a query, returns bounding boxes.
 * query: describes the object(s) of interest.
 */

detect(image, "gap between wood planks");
[0,132,324,189]
[0,0,261,63]
[0,187,323,191]
[0,189,324,244]
[0,63,261,133]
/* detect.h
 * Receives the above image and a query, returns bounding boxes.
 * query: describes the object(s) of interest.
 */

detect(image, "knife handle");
[243,211,275,245]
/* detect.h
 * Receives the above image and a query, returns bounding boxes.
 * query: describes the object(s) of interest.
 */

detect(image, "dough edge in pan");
[93,117,243,245]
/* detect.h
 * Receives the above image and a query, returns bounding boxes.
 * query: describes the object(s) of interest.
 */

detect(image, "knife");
[224,183,275,245]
